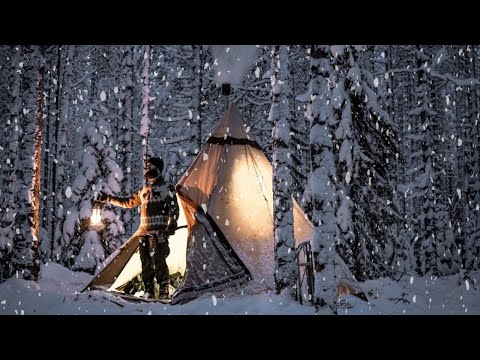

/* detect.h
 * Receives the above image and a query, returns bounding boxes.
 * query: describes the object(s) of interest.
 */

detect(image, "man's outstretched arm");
[101,191,142,208]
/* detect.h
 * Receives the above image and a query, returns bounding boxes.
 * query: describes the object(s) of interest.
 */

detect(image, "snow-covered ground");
[0,262,478,315]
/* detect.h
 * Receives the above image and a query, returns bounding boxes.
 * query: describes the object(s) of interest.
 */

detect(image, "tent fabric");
[176,105,322,288]
[210,104,253,140]
[177,143,223,212]
[83,103,363,304]
[170,207,250,305]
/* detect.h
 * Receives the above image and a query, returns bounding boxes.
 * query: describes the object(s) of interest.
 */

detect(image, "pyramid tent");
[83,103,362,305]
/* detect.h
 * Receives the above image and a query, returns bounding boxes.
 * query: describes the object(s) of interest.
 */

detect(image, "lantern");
[90,199,103,227]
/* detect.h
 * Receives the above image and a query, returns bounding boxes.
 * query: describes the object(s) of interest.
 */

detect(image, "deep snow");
[0,262,478,315]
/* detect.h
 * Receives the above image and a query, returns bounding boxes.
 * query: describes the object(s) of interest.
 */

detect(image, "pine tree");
[302,45,398,298]
[346,46,399,280]
[11,46,44,281]
[407,46,438,276]
[38,45,61,261]
[141,45,152,175]
[288,45,310,204]
[433,73,461,276]
[116,45,135,235]
[303,45,340,311]
[52,45,75,262]
[151,45,198,182]
[62,100,124,274]
[384,45,416,278]
[467,45,480,270]
[270,45,296,295]
[462,45,479,271]
[0,46,23,281]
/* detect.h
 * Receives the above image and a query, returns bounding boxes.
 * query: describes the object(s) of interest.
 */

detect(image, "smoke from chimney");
[210,45,257,86]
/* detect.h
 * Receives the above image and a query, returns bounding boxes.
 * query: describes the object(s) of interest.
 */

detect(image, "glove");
[98,192,109,203]
[166,223,177,236]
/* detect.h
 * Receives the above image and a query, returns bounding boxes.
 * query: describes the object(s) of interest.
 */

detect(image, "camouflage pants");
[139,232,170,296]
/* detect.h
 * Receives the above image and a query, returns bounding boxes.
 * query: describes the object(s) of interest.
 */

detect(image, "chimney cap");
[221,83,231,96]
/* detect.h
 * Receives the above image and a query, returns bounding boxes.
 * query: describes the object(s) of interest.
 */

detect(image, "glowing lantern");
[90,199,103,227]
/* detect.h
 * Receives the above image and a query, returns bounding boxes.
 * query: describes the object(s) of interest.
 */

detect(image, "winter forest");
[0,44,479,314]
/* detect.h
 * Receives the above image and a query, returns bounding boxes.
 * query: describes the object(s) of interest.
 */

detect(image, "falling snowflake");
[114,87,119,94]
[412,295,416,303]
[436,52,443,64]
[255,67,260,79]
[203,153,208,161]
[225,219,229,226]
[345,171,351,184]
[410,276,414,285]
[373,77,379,88]
[466,280,470,291]
[201,203,207,213]
[100,91,106,101]
[457,189,461,200]
[212,295,217,306]
[65,186,72,198]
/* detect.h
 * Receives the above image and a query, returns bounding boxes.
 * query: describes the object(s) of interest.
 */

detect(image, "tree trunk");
[141,45,151,178]
[308,45,339,311]
[115,45,135,235]
[53,45,75,263]
[33,47,45,242]
[270,45,296,296]
[12,46,43,281]
[192,45,203,152]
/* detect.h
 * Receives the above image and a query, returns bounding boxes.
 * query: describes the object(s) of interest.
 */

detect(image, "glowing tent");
[83,103,363,305]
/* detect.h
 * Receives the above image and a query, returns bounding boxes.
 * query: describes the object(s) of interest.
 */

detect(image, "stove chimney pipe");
[221,83,231,111]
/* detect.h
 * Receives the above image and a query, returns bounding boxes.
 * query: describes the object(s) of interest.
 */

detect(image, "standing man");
[99,157,179,300]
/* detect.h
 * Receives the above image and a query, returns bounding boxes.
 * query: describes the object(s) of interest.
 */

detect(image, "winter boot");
[158,281,170,301]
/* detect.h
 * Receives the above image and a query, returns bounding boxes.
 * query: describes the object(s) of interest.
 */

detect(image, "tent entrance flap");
[171,209,251,305]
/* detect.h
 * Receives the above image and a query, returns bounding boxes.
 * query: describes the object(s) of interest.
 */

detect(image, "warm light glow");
[109,194,189,292]
[90,207,102,225]
[337,285,351,297]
